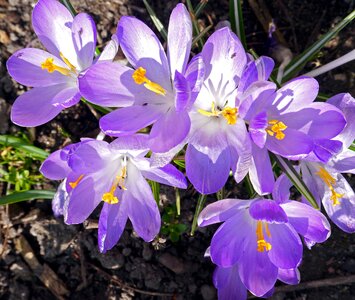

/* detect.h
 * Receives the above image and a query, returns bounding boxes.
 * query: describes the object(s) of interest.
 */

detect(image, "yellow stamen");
[132,67,166,96]
[266,119,287,140]
[69,174,84,189]
[316,167,344,206]
[59,52,77,72]
[102,167,127,204]
[256,221,272,252]
[41,57,71,76]
[198,102,238,125]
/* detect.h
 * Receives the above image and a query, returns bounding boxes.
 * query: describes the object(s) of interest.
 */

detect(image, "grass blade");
[229,0,247,48]
[59,0,77,16]
[282,10,355,81]
[272,154,319,209]
[0,190,55,205]
[175,188,181,216]
[150,181,161,206]
[0,135,48,160]
[194,0,208,18]
[190,193,207,236]
[142,0,168,41]
[186,0,204,50]
[192,24,213,47]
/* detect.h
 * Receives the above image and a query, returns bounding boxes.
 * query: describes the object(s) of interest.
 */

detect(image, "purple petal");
[140,163,187,189]
[186,145,230,194]
[51,86,80,108]
[327,93,355,148]
[11,84,71,127]
[124,163,161,241]
[6,48,71,87]
[100,105,164,137]
[267,223,302,269]
[274,76,318,113]
[266,128,313,160]
[272,172,293,203]
[118,16,171,90]
[249,199,288,223]
[249,145,274,195]
[213,265,247,300]
[98,201,128,253]
[313,139,343,163]
[71,13,97,70]
[40,149,71,180]
[198,198,252,227]
[249,110,268,148]
[167,3,192,77]
[52,180,68,217]
[109,134,150,156]
[331,149,355,174]
[32,0,79,68]
[78,62,137,107]
[210,210,251,267]
[149,108,191,153]
[96,34,119,63]
[238,235,278,297]
[174,71,191,112]
[280,200,331,243]
[278,268,300,285]
[202,27,247,89]
[184,54,205,103]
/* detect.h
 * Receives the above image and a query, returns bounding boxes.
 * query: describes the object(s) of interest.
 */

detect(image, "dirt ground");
[0,0,355,299]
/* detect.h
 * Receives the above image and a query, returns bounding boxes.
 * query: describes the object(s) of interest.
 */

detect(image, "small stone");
[96,251,124,270]
[0,30,10,44]
[200,284,216,300]
[142,244,153,261]
[122,247,131,256]
[158,253,185,274]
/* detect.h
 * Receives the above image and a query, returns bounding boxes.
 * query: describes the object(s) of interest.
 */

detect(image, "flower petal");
[167,3,192,77]
[184,54,205,103]
[186,145,230,194]
[98,201,128,253]
[249,199,288,223]
[6,48,71,87]
[71,13,96,70]
[52,180,68,217]
[278,268,300,285]
[117,16,171,90]
[11,84,72,127]
[40,149,71,180]
[109,134,150,157]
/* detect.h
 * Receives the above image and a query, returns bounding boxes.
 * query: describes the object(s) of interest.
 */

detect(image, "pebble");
[200,284,216,300]
[122,247,132,256]
[158,253,186,274]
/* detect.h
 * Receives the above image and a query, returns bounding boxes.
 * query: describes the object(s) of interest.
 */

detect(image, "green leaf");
[142,0,168,41]
[190,193,207,236]
[229,0,247,49]
[194,0,208,18]
[173,159,185,169]
[175,188,181,216]
[59,0,77,16]
[282,10,355,81]
[349,143,355,152]
[0,190,55,205]
[272,154,319,209]
[0,135,48,160]
[149,180,160,206]
[192,24,213,47]
[186,0,204,50]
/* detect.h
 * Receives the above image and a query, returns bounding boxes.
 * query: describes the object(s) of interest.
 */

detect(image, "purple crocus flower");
[40,135,187,252]
[198,182,330,296]
[246,76,346,195]
[184,27,276,195]
[299,93,355,233]
[79,4,203,153]
[6,0,107,126]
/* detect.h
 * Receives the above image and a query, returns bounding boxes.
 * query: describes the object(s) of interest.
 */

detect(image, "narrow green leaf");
[194,0,208,18]
[229,0,247,48]
[216,187,225,200]
[59,0,77,16]
[349,143,355,152]
[0,135,48,160]
[272,154,319,209]
[186,0,204,50]
[175,188,181,216]
[190,193,207,236]
[283,10,355,81]
[173,159,185,169]
[142,0,168,41]
[81,98,112,114]
[150,181,160,206]
[0,190,55,205]
[192,24,213,46]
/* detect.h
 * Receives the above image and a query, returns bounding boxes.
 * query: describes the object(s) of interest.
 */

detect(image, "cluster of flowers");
[6,0,355,299]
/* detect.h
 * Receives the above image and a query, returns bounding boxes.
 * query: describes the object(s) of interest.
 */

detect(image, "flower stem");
[190,193,207,236]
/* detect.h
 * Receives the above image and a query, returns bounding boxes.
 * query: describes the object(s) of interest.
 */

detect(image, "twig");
[85,260,175,297]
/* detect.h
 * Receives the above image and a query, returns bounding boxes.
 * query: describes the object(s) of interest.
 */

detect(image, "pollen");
[256,221,272,252]
[132,67,166,96]
[102,166,127,205]
[69,174,84,189]
[198,102,238,125]
[316,167,344,206]
[41,53,77,76]
[266,119,287,140]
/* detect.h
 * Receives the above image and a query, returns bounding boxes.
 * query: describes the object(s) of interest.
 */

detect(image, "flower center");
[102,166,127,205]
[256,221,272,252]
[41,53,77,76]
[69,174,84,189]
[316,167,344,206]
[132,67,166,96]
[266,119,287,140]
[198,102,238,125]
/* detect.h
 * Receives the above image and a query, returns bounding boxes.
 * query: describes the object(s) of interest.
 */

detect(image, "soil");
[0,0,355,299]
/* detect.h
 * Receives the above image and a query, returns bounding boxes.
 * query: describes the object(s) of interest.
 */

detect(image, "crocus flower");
[246,76,346,195]
[40,135,187,252]
[184,26,276,195]
[299,93,355,233]
[198,181,330,296]
[79,4,204,153]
